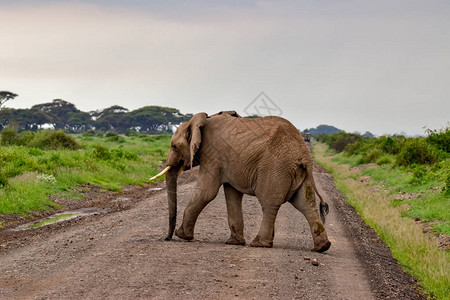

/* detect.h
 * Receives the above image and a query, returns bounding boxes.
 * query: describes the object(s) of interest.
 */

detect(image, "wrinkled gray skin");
[160,111,330,252]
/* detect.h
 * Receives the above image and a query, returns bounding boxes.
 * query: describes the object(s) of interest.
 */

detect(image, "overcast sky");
[1,0,449,136]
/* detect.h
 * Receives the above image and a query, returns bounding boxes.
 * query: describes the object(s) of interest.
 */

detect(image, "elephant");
[150,111,331,252]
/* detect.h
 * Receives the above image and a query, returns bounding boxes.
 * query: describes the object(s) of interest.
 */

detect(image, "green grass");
[313,142,450,300]
[0,134,171,215]
[331,149,449,236]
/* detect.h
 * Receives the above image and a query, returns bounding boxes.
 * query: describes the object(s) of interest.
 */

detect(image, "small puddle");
[113,197,131,202]
[148,187,163,191]
[11,207,109,231]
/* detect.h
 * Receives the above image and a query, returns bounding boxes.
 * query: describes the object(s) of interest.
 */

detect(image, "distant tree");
[26,108,53,130]
[0,91,18,108]
[9,109,39,131]
[0,108,14,130]
[127,106,190,133]
[67,111,94,132]
[32,99,93,132]
[92,105,130,133]
[0,107,53,131]
[0,98,192,134]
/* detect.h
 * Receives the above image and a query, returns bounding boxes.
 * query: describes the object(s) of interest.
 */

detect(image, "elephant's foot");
[311,240,331,253]
[175,226,194,241]
[250,236,273,248]
[225,235,246,246]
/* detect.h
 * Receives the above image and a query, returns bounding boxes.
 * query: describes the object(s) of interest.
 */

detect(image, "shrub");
[379,136,400,154]
[409,164,429,185]
[17,131,36,146]
[93,144,111,160]
[314,133,329,144]
[0,171,8,187]
[443,172,450,196]
[106,135,126,143]
[125,129,139,137]
[344,141,364,155]
[329,132,362,153]
[0,127,18,145]
[426,126,450,153]
[105,131,118,137]
[396,139,439,166]
[367,148,382,163]
[82,129,97,137]
[110,148,138,161]
[140,136,156,143]
[376,155,392,165]
[28,148,45,156]
[28,130,81,150]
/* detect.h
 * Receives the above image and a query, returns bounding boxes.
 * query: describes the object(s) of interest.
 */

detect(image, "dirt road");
[0,165,425,299]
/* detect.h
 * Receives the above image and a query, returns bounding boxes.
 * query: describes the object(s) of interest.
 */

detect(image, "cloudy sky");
[1,0,449,135]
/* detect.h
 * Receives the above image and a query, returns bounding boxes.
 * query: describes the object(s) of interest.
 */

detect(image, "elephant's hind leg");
[250,204,280,248]
[223,183,245,245]
[290,181,331,253]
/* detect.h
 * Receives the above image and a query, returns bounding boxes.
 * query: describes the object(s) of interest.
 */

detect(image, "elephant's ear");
[188,112,207,168]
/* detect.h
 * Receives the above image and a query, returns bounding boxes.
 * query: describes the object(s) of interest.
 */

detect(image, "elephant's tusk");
[177,166,184,176]
[149,166,171,181]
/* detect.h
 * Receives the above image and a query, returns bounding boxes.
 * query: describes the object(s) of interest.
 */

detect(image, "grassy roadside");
[312,142,449,299]
[0,132,171,218]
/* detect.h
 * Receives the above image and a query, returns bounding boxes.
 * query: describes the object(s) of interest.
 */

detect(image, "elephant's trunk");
[165,167,179,240]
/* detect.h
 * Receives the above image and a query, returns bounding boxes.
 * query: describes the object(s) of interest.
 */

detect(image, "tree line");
[0,98,192,134]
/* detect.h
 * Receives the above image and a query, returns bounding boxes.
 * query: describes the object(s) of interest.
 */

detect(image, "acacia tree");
[92,105,130,133]
[0,91,18,108]
[127,106,190,133]
[32,99,93,132]
[0,107,53,131]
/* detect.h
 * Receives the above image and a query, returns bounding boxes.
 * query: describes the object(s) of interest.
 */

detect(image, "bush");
[110,147,138,161]
[0,127,18,145]
[367,148,382,163]
[376,155,392,165]
[82,129,97,137]
[409,164,429,185]
[329,132,362,153]
[443,172,450,196]
[17,131,36,146]
[379,136,400,154]
[314,133,329,144]
[105,131,118,137]
[28,130,81,150]
[125,129,139,137]
[0,171,8,187]
[93,144,111,160]
[344,141,363,155]
[106,135,126,143]
[426,126,450,153]
[28,148,45,156]
[396,139,439,166]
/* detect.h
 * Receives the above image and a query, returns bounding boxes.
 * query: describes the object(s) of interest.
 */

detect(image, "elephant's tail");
[306,162,329,224]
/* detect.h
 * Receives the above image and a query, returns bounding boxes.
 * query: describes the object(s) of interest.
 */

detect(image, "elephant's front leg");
[250,204,280,248]
[223,183,245,245]
[176,177,221,241]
